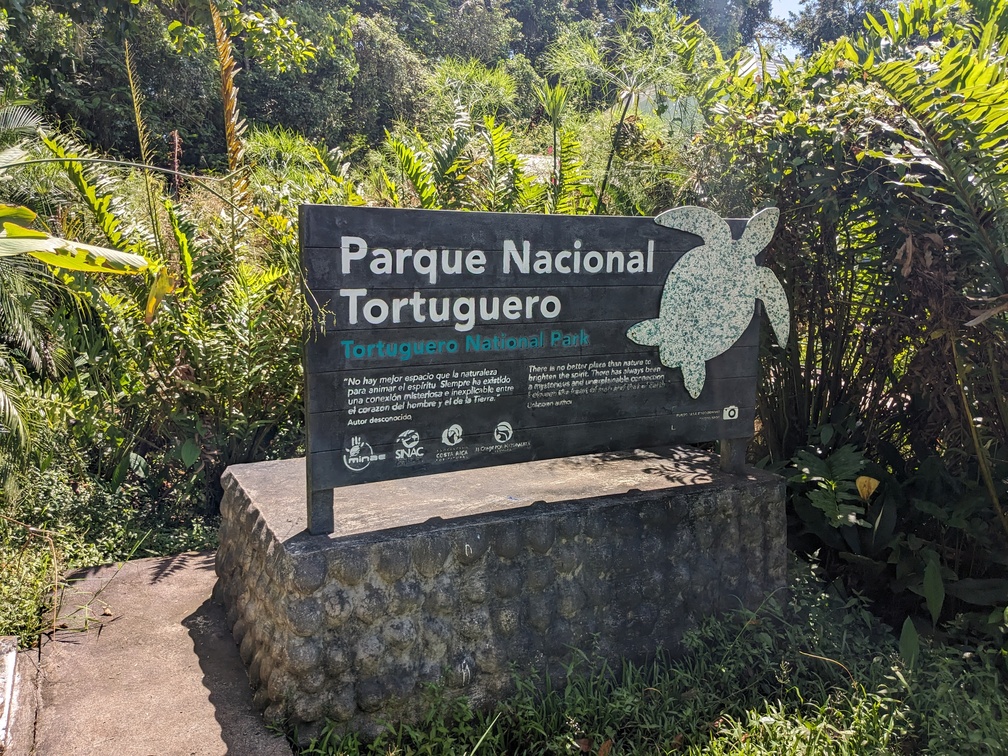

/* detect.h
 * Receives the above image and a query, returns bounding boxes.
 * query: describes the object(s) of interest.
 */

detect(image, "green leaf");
[110,455,130,491]
[389,136,438,209]
[180,438,200,468]
[945,578,1008,607]
[0,204,36,224]
[899,617,919,669]
[128,452,149,480]
[923,557,945,626]
[1,222,46,239]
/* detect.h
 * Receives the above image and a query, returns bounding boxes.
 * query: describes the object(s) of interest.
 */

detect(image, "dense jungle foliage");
[1,0,1007,750]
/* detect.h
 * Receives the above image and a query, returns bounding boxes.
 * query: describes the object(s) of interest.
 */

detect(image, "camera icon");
[722,405,739,420]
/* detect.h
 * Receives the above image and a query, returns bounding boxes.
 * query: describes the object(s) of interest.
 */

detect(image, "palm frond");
[0,257,49,374]
[0,345,30,451]
[0,103,43,149]
[862,36,1008,298]
[0,144,27,171]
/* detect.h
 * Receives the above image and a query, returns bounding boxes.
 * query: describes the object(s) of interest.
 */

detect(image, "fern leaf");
[555,130,595,216]
[43,135,121,247]
[124,40,154,168]
[481,115,523,212]
[389,136,439,209]
[377,167,401,207]
[430,103,472,181]
[37,134,156,258]
[211,4,247,175]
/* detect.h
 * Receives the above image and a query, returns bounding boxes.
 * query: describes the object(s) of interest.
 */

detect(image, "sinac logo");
[397,429,420,449]
[343,435,384,471]
[441,424,463,446]
[493,421,513,443]
[396,429,424,460]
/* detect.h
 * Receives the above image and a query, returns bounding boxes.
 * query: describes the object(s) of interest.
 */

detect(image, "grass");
[301,562,1008,755]
[0,465,216,646]
[0,524,58,647]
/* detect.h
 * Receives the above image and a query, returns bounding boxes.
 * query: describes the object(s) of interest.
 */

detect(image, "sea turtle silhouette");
[626,206,789,399]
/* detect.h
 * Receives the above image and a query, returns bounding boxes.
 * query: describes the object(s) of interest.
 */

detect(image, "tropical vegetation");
[0,0,1006,751]
[302,563,1007,754]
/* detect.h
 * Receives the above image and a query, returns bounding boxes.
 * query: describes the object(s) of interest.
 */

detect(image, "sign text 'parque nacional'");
[300,205,789,530]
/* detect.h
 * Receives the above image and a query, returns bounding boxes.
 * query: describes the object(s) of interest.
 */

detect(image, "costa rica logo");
[441,424,463,446]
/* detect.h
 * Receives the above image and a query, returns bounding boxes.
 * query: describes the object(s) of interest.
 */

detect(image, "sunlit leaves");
[166,5,316,74]
[545,2,721,211]
[238,7,316,74]
[144,268,175,325]
[857,35,1008,300]
[1,219,148,274]
[166,20,207,56]
[388,135,441,210]
[428,60,516,124]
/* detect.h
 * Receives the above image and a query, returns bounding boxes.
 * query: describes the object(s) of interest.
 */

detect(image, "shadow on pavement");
[182,587,292,755]
[149,552,207,585]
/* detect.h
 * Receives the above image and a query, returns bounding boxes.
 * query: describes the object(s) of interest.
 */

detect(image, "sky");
[772,0,805,18]
[770,0,805,57]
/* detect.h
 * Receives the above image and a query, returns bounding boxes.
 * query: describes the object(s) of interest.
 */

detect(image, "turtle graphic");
[626,206,789,399]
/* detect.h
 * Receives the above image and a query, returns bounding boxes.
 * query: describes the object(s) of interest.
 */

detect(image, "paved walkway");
[26,552,291,756]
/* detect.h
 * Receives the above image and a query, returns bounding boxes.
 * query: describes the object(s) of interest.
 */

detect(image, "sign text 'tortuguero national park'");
[300,205,788,526]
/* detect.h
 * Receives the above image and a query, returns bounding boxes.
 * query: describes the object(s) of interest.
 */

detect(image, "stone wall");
[214,451,785,736]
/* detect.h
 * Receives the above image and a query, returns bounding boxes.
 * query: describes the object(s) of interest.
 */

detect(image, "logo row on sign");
[343,421,515,472]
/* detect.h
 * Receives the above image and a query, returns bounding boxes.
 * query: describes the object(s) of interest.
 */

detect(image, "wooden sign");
[300,205,788,533]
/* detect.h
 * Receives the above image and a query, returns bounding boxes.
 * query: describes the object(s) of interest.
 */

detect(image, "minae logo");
[343,435,384,472]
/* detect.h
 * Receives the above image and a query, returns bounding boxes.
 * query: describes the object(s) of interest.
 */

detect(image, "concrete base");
[215,448,786,736]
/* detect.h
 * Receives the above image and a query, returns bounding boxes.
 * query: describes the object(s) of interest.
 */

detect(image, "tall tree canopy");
[676,0,772,48]
[785,0,896,55]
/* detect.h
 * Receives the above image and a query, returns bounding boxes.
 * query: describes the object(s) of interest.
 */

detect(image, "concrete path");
[27,552,292,756]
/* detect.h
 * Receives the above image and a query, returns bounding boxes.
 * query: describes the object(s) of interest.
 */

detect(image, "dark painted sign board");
[300,205,785,533]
